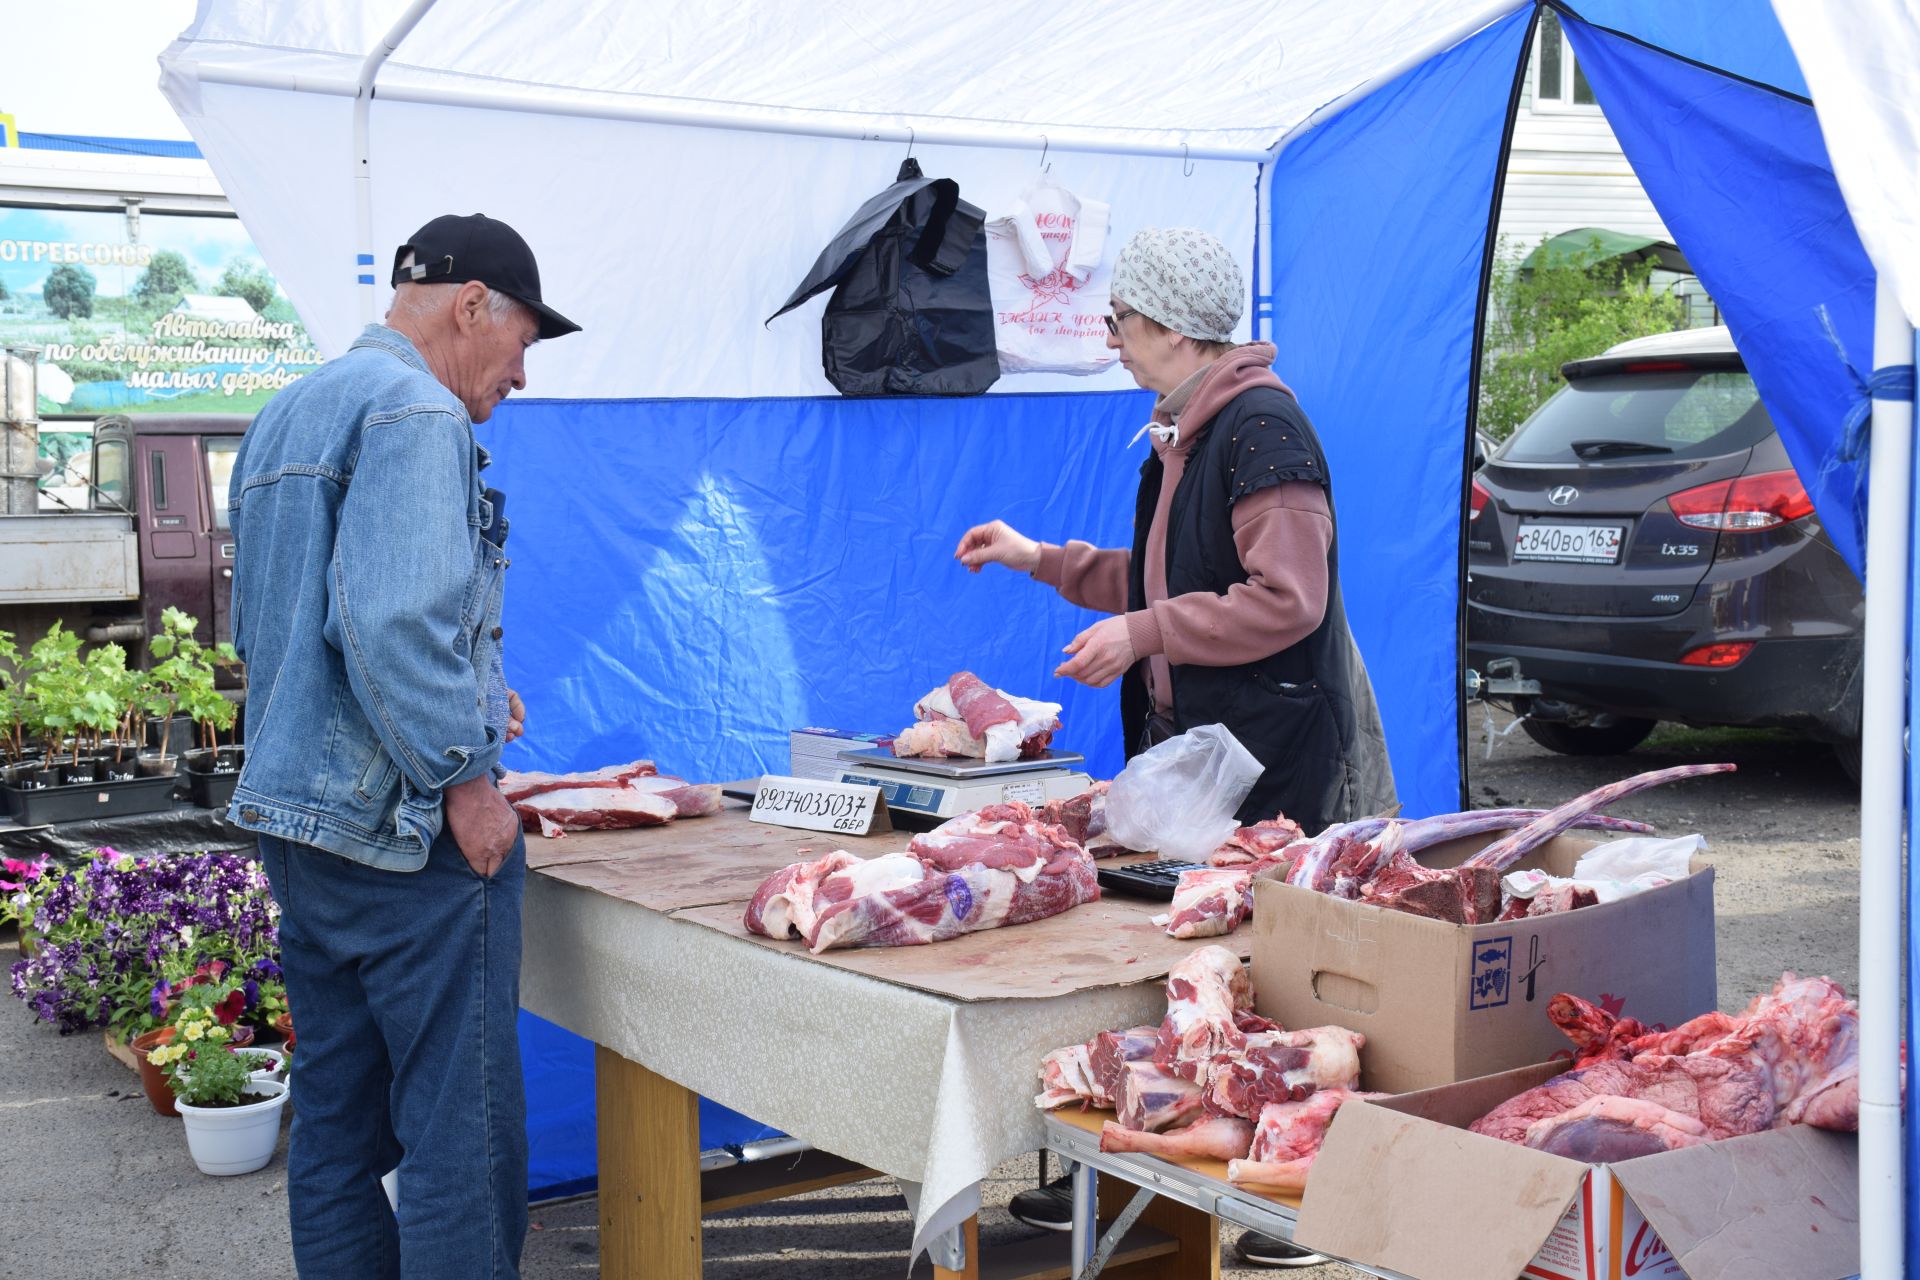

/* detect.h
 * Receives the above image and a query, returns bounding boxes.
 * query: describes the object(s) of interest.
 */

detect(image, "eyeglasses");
[1104,307,1140,337]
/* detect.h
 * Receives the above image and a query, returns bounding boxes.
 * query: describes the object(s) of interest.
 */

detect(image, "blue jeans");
[259,827,528,1280]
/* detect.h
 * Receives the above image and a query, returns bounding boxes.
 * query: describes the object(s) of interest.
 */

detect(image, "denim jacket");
[226,325,506,870]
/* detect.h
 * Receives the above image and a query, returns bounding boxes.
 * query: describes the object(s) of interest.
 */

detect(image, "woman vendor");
[955,226,1394,836]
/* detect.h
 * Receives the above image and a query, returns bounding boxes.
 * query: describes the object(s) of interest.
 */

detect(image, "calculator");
[1096,858,1209,900]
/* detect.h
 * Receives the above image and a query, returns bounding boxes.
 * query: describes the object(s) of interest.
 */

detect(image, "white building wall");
[1497,39,1670,259]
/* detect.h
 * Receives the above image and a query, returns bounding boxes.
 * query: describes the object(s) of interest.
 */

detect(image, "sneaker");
[1007,1176,1074,1232]
[1236,1231,1329,1267]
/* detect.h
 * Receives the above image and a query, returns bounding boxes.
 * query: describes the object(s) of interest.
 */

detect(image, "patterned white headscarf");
[1109,227,1243,342]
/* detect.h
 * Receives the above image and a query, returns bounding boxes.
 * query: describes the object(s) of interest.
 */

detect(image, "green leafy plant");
[79,643,134,760]
[146,608,241,755]
[23,624,85,763]
[1478,234,1691,442]
[0,629,28,764]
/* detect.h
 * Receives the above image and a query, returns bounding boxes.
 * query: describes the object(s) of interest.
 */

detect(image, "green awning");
[1521,227,1693,275]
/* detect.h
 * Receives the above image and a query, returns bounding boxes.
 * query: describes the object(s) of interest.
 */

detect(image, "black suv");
[1466,326,1863,770]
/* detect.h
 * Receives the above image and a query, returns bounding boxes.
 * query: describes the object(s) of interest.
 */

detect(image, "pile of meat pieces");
[743,802,1098,952]
[891,672,1062,763]
[1162,763,1729,933]
[1036,945,1378,1195]
[501,760,723,837]
[1470,972,1860,1159]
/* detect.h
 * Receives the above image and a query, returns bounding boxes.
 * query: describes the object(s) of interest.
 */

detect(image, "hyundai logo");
[1547,485,1579,506]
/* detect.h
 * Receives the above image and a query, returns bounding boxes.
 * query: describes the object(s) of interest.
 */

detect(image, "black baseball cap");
[390,212,581,340]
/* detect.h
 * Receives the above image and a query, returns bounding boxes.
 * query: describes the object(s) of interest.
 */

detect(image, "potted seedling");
[82,644,139,781]
[25,624,96,785]
[142,610,198,767]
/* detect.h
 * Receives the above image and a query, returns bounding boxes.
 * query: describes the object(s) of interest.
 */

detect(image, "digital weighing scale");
[834,747,1094,823]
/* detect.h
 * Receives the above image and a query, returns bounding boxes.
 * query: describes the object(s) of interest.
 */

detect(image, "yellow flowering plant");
[152,977,270,1107]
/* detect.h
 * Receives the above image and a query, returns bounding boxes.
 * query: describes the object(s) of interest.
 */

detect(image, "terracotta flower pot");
[271,1011,294,1054]
[132,1027,181,1118]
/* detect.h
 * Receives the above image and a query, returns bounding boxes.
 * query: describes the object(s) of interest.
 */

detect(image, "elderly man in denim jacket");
[227,214,578,1280]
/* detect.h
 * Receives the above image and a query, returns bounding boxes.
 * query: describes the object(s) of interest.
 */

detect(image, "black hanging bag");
[769,159,1000,396]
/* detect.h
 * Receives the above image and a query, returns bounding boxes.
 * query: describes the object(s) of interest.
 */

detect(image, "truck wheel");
[1520,715,1657,756]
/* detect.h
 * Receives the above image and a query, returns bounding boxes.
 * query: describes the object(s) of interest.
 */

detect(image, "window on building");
[1535,11,1598,109]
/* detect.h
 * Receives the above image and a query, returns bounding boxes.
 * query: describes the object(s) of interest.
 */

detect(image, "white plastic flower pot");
[176,1079,289,1176]
[231,1046,285,1083]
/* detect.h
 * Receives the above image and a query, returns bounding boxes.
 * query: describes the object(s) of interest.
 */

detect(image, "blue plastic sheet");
[1267,5,1534,818]
[1562,15,1875,578]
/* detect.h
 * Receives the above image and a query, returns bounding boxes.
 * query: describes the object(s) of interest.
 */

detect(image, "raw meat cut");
[1201,1026,1366,1119]
[512,785,677,831]
[892,672,1062,762]
[1359,851,1504,925]
[1036,1044,1107,1110]
[1155,945,1254,1079]
[743,821,1100,953]
[1099,1114,1254,1161]
[743,849,862,941]
[1114,1061,1205,1132]
[1471,972,1860,1156]
[1496,882,1600,921]
[1470,1055,1776,1148]
[1090,1026,1161,1100]
[1160,868,1254,939]
[504,760,722,835]
[1206,816,1306,868]
[499,759,656,801]
[1523,1094,1711,1160]
[1226,1088,1385,1191]
[1040,780,1111,846]
[907,803,1081,873]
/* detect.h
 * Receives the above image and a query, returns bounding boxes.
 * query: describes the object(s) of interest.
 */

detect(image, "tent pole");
[1859,274,1911,1280]
[353,0,442,324]
[194,62,1270,164]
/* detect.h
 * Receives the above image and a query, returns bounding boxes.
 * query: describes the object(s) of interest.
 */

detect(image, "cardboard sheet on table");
[671,895,1251,1002]
[528,800,901,910]
[1049,1105,1303,1210]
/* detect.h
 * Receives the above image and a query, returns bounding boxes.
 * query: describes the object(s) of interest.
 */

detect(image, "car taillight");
[1667,469,1815,531]
[1470,478,1491,523]
[1679,641,1756,667]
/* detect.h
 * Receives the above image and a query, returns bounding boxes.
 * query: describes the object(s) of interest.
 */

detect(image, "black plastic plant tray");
[183,767,241,811]
[1,775,180,825]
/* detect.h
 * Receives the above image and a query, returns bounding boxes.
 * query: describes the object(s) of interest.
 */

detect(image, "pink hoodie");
[1033,343,1332,717]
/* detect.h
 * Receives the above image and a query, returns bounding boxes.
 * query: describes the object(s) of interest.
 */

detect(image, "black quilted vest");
[1120,386,1365,832]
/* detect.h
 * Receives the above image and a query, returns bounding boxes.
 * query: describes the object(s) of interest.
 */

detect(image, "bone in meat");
[1090,1026,1161,1100]
[1226,1088,1385,1191]
[1161,869,1255,939]
[804,844,1098,952]
[1154,945,1254,1079]
[1202,1026,1366,1119]
[1461,763,1735,873]
[1114,1061,1206,1132]
[1036,1044,1107,1110]
[744,849,863,940]
[1099,1114,1255,1161]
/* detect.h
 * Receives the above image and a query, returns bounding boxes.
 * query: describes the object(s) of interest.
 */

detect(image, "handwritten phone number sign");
[750,775,890,835]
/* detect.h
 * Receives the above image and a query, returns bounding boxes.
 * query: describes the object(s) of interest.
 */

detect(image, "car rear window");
[1501,369,1772,464]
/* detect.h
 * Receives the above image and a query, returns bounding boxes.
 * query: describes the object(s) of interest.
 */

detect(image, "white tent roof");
[162,0,1520,157]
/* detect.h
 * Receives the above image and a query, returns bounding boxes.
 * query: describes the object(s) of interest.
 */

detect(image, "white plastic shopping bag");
[1104,724,1263,863]
[985,177,1115,374]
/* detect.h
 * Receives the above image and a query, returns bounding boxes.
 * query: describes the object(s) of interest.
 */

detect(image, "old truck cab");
[0,412,249,659]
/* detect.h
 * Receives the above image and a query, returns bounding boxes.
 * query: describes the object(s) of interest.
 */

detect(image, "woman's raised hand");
[954,520,1041,574]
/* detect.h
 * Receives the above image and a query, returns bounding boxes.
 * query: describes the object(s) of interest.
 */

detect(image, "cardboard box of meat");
[1292,975,1861,1280]
[1250,765,1725,1093]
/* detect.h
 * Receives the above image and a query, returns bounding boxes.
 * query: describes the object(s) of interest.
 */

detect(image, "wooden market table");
[515,793,1243,1279]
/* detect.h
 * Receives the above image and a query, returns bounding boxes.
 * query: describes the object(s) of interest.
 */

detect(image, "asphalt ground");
[0,711,1861,1278]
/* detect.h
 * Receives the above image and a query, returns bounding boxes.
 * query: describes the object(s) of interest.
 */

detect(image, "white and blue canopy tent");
[158,1,1914,1267]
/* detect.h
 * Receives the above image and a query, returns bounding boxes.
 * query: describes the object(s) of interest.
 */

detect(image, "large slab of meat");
[891,672,1063,763]
[743,801,1099,953]
[1469,972,1860,1161]
[501,758,723,836]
